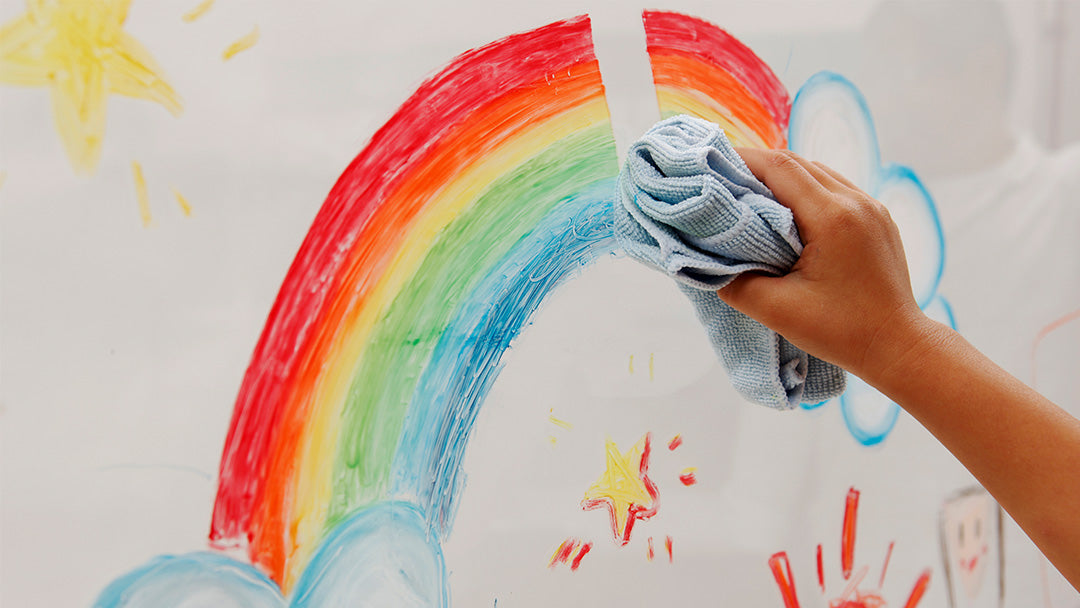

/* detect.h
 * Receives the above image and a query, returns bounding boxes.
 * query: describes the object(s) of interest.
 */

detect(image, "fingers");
[735,148,836,223]
[716,272,789,330]
[811,160,860,191]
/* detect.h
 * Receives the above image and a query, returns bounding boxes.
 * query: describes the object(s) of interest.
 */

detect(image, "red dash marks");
[841,487,860,579]
[678,468,697,486]
[903,569,932,608]
[549,539,579,568]
[668,434,683,450]
[571,542,593,571]
[769,552,801,608]
[816,543,825,593]
[647,537,655,561]
[665,535,674,563]
[879,540,896,589]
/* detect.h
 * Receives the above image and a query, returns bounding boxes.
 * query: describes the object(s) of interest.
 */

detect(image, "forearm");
[862,317,1080,589]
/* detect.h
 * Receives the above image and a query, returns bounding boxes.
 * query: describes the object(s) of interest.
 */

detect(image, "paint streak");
[1030,308,1080,387]
[172,188,192,216]
[182,0,214,22]
[131,160,151,227]
[223,26,259,61]
[92,552,285,608]
[648,352,654,381]
[582,433,659,545]
[678,467,697,486]
[548,410,573,430]
[665,535,673,562]
[549,539,578,567]
[903,569,931,608]
[879,541,895,589]
[208,16,617,587]
[570,542,592,571]
[629,354,634,374]
[769,552,801,608]
[642,10,790,149]
[0,0,182,173]
[817,543,824,593]
[647,537,654,561]
[841,487,860,579]
[837,565,869,605]
[667,434,683,451]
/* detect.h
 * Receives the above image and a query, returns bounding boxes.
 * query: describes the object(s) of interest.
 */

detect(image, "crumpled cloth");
[614,115,846,408]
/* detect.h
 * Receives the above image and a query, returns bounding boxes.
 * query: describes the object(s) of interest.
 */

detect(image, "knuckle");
[765,148,802,171]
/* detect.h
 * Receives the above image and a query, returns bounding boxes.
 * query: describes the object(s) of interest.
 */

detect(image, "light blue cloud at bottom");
[95,501,448,608]
[93,552,286,608]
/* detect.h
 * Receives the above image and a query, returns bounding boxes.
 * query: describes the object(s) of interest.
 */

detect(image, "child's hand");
[718,148,934,382]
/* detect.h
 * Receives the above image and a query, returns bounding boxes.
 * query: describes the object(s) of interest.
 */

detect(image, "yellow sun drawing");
[0,0,182,174]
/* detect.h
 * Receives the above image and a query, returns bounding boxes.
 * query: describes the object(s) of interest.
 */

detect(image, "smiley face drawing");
[940,487,1003,608]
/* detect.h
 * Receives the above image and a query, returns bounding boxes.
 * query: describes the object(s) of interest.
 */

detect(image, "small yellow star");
[582,433,658,544]
[0,0,182,173]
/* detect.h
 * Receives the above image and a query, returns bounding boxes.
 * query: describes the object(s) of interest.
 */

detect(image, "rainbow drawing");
[643,10,790,149]
[95,11,944,606]
[208,15,619,588]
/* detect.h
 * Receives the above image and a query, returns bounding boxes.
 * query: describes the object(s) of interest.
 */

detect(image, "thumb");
[716,272,790,327]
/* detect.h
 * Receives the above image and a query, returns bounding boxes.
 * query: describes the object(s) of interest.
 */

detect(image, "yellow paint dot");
[629,354,634,374]
[172,187,193,217]
[223,26,260,61]
[131,160,151,227]
[182,0,215,22]
[548,436,557,446]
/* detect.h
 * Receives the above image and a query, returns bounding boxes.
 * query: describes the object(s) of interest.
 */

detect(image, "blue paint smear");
[391,178,618,536]
[93,552,285,608]
[290,501,447,608]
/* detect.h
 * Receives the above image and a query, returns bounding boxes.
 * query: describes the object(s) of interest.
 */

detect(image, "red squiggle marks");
[817,544,825,593]
[549,538,592,571]
[879,541,895,589]
[678,468,697,486]
[665,536,673,562]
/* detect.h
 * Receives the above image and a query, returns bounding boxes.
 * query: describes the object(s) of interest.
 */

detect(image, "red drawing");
[770,487,932,608]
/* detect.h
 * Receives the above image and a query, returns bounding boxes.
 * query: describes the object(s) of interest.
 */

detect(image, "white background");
[2,1,1079,606]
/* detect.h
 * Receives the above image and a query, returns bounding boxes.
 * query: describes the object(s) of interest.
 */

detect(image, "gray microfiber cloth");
[614,115,846,408]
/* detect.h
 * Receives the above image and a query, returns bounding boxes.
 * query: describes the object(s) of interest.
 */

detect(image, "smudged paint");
[667,434,683,451]
[582,433,659,545]
[131,161,151,227]
[223,26,259,61]
[182,0,215,23]
[647,537,655,561]
[769,552,801,608]
[649,352,654,381]
[879,541,895,589]
[571,542,592,571]
[629,354,634,374]
[172,188,192,217]
[642,10,790,149]
[665,536,673,563]
[817,544,824,593]
[92,552,285,608]
[209,15,618,587]
[549,539,579,568]
[841,487,860,579]
[548,410,573,430]
[678,468,697,486]
[903,570,931,608]
[0,1,182,173]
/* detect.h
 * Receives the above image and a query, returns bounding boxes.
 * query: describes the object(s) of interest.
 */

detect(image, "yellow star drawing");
[582,433,658,544]
[0,0,182,173]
